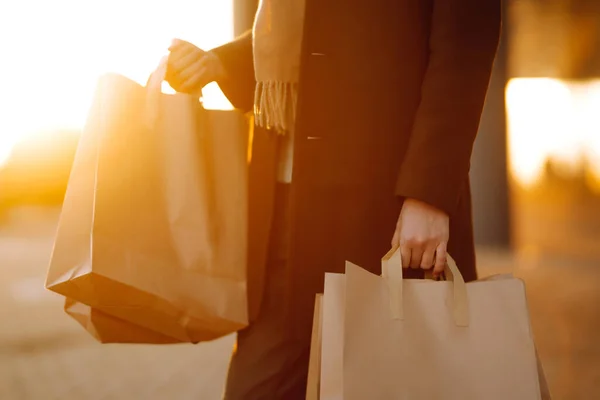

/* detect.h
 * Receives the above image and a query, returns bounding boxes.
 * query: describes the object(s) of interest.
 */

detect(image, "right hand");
[166,39,227,94]
[391,198,450,278]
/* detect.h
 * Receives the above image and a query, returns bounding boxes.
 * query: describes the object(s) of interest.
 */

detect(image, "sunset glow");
[506,78,600,190]
[0,0,233,166]
[2,2,600,194]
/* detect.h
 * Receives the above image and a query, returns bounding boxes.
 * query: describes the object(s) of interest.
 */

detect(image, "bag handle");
[144,56,170,129]
[146,56,169,91]
[381,247,470,327]
[144,56,204,128]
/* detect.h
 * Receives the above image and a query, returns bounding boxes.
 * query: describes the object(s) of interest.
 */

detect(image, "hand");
[391,198,449,276]
[166,39,227,94]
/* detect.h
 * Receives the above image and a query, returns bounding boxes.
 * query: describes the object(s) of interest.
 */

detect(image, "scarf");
[252,0,306,133]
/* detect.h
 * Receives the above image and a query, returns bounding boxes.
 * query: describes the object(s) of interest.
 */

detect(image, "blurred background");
[0,0,599,399]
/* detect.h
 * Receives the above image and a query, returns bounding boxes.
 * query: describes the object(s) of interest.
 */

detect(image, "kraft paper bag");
[46,59,249,343]
[319,248,548,400]
[64,298,179,344]
[319,274,345,400]
[306,294,323,400]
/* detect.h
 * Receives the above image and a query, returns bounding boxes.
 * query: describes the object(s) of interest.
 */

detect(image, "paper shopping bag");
[318,268,552,400]
[46,61,249,343]
[319,274,345,400]
[320,248,545,399]
[64,298,179,344]
[306,294,323,400]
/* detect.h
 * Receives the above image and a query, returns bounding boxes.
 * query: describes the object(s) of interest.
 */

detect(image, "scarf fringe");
[254,81,298,134]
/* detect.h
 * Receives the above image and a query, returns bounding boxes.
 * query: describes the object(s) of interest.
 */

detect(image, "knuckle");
[413,237,427,247]
[431,233,443,242]
[172,61,184,72]
[402,237,417,247]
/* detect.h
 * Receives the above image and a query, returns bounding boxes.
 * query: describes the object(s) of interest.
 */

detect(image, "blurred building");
[505,0,600,260]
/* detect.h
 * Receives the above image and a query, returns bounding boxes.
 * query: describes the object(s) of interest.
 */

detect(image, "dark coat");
[213,0,501,339]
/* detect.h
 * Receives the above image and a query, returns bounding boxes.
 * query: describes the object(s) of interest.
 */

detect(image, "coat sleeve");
[395,0,501,216]
[211,29,256,112]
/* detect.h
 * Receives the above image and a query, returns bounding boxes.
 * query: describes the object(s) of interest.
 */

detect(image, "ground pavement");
[0,207,598,399]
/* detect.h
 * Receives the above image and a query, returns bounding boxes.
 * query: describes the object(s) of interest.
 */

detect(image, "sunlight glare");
[506,78,600,190]
[577,81,600,191]
[0,0,234,166]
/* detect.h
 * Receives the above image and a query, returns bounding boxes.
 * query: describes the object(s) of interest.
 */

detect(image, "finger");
[168,39,194,52]
[420,246,435,270]
[391,228,400,248]
[169,41,203,67]
[409,246,423,269]
[169,38,184,49]
[171,49,205,74]
[433,242,448,276]
[168,42,194,62]
[180,66,208,91]
[400,244,411,269]
[179,56,208,82]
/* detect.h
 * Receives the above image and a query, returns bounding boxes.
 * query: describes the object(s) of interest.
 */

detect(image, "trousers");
[223,183,310,400]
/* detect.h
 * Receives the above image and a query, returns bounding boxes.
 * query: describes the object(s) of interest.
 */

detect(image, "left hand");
[391,198,450,276]
[166,39,227,94]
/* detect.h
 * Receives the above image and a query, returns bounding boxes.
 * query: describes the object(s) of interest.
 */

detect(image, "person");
[167,0,501,398]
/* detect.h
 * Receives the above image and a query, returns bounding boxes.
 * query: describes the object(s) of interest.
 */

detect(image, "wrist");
[207,51,228,82]
[403,197,448,217]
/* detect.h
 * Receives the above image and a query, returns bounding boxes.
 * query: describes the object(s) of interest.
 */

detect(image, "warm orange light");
[0,0,234,167]
[506,78,600,191]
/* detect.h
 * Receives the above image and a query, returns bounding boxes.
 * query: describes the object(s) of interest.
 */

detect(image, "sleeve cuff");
[395,171,466,216]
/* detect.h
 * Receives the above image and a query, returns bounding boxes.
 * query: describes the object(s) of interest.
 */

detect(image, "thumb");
[391,230,400,249]
[391,221,401,248]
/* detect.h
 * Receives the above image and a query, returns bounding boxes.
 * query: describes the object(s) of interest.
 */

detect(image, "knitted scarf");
[252,0,306,133]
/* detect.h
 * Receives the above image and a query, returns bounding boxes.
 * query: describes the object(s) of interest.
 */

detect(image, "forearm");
[396,0,501,215]
[211,30,256,112]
